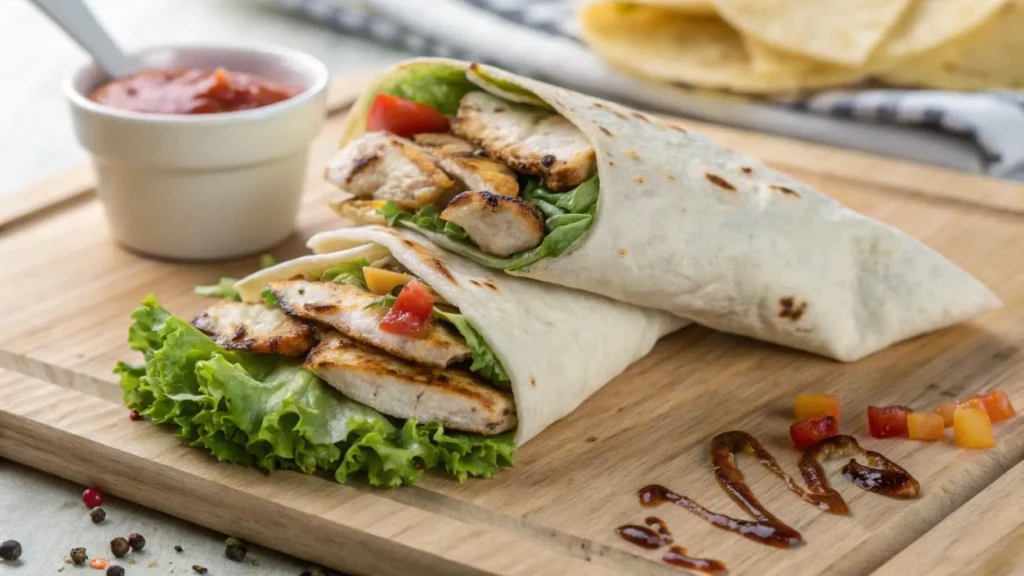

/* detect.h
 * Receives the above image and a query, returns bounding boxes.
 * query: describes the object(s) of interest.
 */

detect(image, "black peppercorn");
[110,537,130,558]
[225,543,247,562]
[90,507,107,524]
[70,547,88,565]
[174,545,183,553]
[106,566,125,576]
[0,540,22,561]
[192,565,208,574]
[127,533,145,551]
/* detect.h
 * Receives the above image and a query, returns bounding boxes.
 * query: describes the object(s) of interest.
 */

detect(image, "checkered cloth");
[275,0,1024,180]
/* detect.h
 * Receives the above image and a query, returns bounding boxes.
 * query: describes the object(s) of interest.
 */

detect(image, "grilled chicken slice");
[306,332,517,435]
[452,91,596,190]
[269,279,471,368]
[192,301,316,357]
[413,133,520,198]
[441,191,546,257]
[325,132,458,207]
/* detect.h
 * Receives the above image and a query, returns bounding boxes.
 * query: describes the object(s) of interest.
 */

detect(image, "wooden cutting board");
[1,73,1023,576]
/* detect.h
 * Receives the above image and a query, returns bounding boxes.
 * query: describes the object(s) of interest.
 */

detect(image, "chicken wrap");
[323,57,1000,362]
[117,228,682,487]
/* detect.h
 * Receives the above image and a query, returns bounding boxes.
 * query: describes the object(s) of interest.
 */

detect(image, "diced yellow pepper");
[953,407,995,449]
[907,412,944,441]
[364,267,412,295]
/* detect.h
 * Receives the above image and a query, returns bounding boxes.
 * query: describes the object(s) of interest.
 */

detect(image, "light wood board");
[1,73,1023,576]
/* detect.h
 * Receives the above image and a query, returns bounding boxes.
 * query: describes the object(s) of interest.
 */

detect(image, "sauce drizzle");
[802,435,920,499]
[617,517,726,574]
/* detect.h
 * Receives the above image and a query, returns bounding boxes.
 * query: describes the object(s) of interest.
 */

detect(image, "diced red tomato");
[789,414,839,450]
[935,395,996,427]
[794,394,840,423]
[867,405,912,438]
[907,412,944,441]
[953,407,995,449]
[366,94,449,138]
[978,390,1016,423]
[379,280,434,338]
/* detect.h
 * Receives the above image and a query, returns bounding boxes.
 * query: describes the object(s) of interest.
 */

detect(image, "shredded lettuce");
[379,175,599,271]
[194,277,240,301]
[374,66,477,115]
[367,295,510,388]
[261,287,279,307]
[115,296,515,487]
[321,257,371,289]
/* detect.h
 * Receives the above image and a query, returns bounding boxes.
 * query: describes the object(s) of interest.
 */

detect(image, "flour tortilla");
[880,0,1024,90]
[332,58,1001,362]
[578,2,864,95]
[711,0,912,67]
[262,226,684,445]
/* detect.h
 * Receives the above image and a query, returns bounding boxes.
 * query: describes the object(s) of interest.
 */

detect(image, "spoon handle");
[30,0,138,78]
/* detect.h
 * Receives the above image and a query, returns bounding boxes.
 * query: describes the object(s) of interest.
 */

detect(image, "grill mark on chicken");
[192,301,316,357]
[441,191,546,258]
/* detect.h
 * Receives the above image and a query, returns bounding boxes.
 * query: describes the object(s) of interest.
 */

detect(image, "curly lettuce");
[380,175,598,271]
[115,296,515,487]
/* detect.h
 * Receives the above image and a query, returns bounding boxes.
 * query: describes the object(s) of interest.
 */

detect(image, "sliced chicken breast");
[325,132,458,207]
[413,133,520,198]
[306,332,517,435]
[441,191,546,257]
[269,279,471,368]
[452,91,596,190]
[192,301,316,357]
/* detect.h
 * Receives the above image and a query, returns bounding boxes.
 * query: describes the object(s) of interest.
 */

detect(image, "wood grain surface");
[1,73,1023,576]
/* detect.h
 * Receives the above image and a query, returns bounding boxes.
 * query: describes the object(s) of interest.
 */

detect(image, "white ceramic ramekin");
[65,44,328,261]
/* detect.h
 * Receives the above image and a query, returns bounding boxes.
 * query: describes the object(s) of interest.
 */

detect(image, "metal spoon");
[29,0,138,78]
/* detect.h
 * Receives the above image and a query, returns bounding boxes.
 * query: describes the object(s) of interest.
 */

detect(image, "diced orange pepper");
[935,397,986,427]
[794,394,840,423]
[978,391,1016,423]
[907,412,944,441]
[953,407,995,449]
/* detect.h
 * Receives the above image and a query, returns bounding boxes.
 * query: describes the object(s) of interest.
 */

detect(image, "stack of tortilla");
[578,0,1024,93]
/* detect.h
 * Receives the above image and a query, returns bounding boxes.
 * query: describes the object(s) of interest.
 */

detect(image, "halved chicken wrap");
[117,227,682,487]
[323,57,1000,362]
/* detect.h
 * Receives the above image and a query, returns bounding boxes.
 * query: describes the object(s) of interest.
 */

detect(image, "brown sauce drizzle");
[617,517,726,574]
[638,432,920,550]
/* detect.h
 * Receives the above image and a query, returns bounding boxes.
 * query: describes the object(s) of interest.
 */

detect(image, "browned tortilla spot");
[778,297,808,321]
[483,279,498,291]
[599,126,613,137]
[741,166,754,174]
[625,149,640,161]
[593,102,607,109]
[705,173,736,192]
[614,110,628,120]
[631,111,649,122]
[618,249,628,258]
[666,174,676,181]
[530,376,537,388]
[608,160,615,167]
[670,124,687,133]
[430,257,456,283]
[470,279,483,288]
[770,184,801,198]
[634,176,645,185]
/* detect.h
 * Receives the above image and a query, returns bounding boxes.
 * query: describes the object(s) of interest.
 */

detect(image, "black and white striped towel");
[275,0,1024,181]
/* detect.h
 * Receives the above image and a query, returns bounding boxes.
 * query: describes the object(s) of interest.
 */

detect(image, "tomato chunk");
[953,407,995,449]
[867,405,912,438]
[978,390,1016,423]
[790,414,839,450]
[367,94,450,138]
[935,396,989,427]
[379,279,434,338]
[907,412,944,441]
[794,394,840,423]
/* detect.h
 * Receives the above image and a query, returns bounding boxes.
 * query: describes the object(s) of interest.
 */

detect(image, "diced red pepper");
[978,390,1016,423]
[867,405,912,438]
[366,94,450,138]
[935,395,996,427]
[790,414,839,450]
[379,279,434,338]
[793,394,840,423]
[907,412,944,441]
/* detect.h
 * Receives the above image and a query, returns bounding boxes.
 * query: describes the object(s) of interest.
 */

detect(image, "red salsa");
[89,67,298,114]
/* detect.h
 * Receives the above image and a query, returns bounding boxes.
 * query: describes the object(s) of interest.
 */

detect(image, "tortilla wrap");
[324,58,1000,362]
[246,225,684,445]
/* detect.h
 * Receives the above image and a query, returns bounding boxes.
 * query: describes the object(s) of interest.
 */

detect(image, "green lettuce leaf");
[321,257,371,289]
[378,175,598,271]
[194,277,240,301]
[365,295,511,388]
[374,66,477,115]
[116,296,515,487]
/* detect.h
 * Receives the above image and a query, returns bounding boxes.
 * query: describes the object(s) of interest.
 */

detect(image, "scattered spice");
[90,507,107,524]
[192,565,209,574]
[110,538,129,558]
[89,557,108,570]
[147,560,158,568]
[70,547,89,565]
[128,409,142,421]
[301,567,327,576]
[106,566,125,576]
[0,540,22,561]
[127,533,146,551]
[251,558,261,566]
[127,559,136,565]
[82,487,105,509]
[174,546,184,553]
